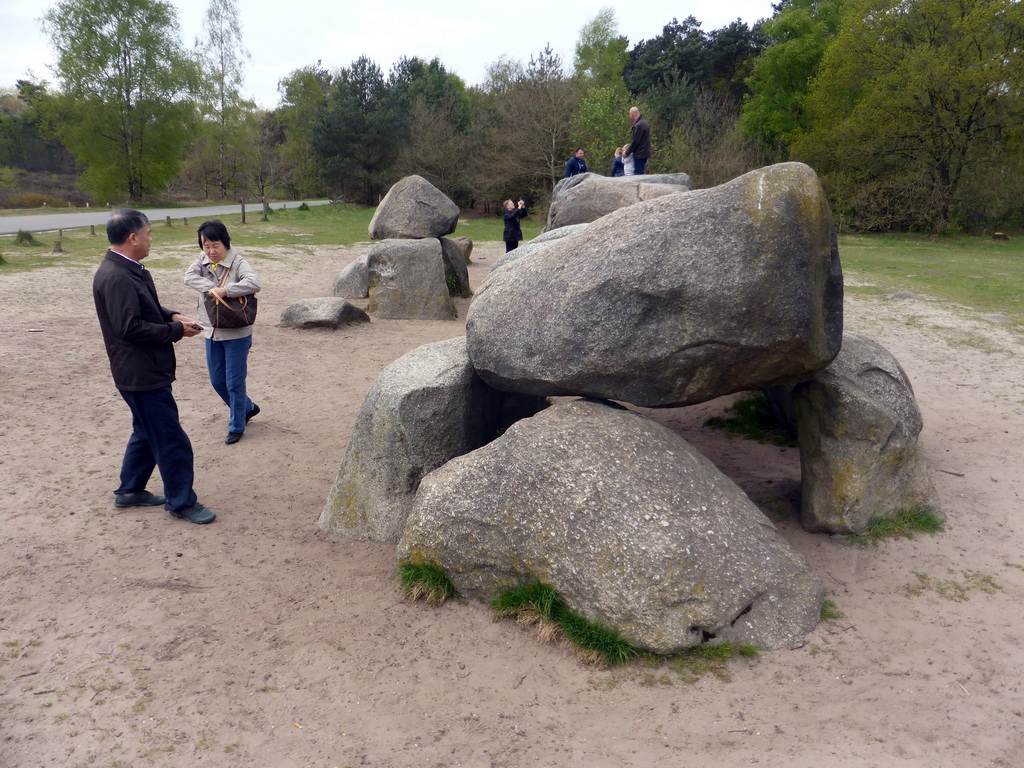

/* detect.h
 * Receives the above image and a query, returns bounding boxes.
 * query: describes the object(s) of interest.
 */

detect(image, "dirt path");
[2,242,1023,767]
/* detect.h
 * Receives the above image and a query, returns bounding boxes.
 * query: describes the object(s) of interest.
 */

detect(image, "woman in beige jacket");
[184,220,262,444]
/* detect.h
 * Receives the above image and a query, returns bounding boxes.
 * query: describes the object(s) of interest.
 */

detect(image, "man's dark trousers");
[117,386,197,512]
[634,157,647,175]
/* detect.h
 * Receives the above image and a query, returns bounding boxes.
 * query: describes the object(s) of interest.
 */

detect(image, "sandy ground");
[1,239,1023,768]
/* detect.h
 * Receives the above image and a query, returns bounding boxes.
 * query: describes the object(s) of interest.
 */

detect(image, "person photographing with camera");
[502,198,528,253]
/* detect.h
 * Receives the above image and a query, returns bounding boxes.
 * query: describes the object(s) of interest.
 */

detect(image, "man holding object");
[93,209,216,525]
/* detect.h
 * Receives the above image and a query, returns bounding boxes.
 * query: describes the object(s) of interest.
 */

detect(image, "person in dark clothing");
[93,209,216,525]
[502,198,528,252]
[563,148,588,177]
[610,146,625,177]
[626,107,651,175]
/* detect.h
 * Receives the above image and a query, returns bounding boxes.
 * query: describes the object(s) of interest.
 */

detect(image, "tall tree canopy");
[573,8,629,87]
[41,0,200,200]
[740,0,845,158]
[795,0,1024,230]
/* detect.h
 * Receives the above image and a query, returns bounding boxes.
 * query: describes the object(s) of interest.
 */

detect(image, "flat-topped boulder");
[467,162,844,408]
[546,173,693,231]
[280,297,369,329]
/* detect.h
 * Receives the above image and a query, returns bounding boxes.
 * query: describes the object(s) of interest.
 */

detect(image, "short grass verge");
[703,392,796,446]
[843,507,944,546]
[492,581,636,666]
[398,562,459,605]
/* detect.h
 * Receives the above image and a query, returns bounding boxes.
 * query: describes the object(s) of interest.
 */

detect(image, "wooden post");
[90,225,96,236]
[240,199,246,224]
[261,197,269,221]
[52,229,63,253]
[183,217,188,227]
[165,215,172,227]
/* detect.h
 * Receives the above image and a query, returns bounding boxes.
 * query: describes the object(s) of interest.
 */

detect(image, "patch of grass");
[492,581,636,666]
[902,569,1003,601]
[664,642,759,683]
[844,507,944,546]
[14,230,41,246]
[398,562,459,605]
[446,274,472,298]
[703,392,796,446]
[838,232,1024,330]
[820,599,844,620]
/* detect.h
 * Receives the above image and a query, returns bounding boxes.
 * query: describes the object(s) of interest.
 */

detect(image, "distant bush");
[14,230,42,246]
[1,192,69,209]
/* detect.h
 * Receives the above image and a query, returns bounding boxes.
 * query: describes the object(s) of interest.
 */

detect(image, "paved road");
[0,199,332,235]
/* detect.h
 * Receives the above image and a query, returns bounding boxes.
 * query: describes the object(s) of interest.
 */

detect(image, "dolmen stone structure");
[321,162,941,655]
[332,175,470,320]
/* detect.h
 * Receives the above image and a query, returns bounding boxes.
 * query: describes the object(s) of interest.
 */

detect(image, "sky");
[1,0,777,109]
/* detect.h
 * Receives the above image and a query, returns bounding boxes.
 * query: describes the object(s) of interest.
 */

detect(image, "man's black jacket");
[93,250,184,391]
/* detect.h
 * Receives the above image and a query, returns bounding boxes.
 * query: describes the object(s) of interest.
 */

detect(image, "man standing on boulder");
[563,148,588,178]
[93,209,216,525]
[625,107,650,175]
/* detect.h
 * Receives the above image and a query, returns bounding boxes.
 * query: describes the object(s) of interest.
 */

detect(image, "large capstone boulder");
[546,174,693,231]
[280,297,369,329]
[793,332,942,534]
[332,254,370,299]
[399,399,824,653]
[367,239,457,320]
[321,337,546,541]
[467,162,844,408]
[439,237,471,296]
[368,175,460,240]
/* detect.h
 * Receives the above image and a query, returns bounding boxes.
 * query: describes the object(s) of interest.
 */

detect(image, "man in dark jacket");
[93,209,216,525]
[626,107,651,175]
[563,148,588,177]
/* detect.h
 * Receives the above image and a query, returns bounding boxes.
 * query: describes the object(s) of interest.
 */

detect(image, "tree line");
[2,0,1023,232]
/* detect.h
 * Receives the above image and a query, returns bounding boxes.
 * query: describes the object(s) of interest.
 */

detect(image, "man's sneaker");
[169,503,216,524]
[115,491,166,508]
[245,403,260,423]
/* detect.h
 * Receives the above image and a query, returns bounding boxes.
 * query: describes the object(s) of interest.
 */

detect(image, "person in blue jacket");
[563,148,588,177]
[610,147,625,177]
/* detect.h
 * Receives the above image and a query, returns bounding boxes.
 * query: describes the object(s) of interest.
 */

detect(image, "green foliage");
[313,56,402,204]
[296,202,310,211]
[704,392,796,446]
[493,582,636,666]
[844,507,945,546]
[739,0,845,157]
[570,84,634,168]
[794,0,1024,231]
[573,8,629,87]
[42,0,202,200]
[3,192,68,209]
[446,274,471,298]
[398,563,459,605]
[14,230,41,246]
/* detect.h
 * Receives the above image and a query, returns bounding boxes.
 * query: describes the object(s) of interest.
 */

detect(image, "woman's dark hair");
[197,220,231,250]
[106,209,150,245]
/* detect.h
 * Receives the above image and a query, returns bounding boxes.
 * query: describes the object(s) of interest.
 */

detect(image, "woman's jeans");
[205,335,253,434]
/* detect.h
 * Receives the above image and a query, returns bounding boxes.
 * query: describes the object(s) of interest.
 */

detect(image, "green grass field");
[1,206,1019,331]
